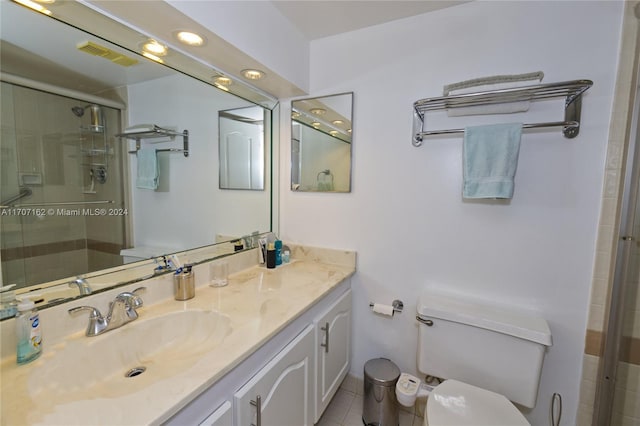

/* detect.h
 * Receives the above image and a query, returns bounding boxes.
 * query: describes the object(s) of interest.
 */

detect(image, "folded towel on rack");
[463,123,523,199]
[136,148,159,190]
[444,71,544,117]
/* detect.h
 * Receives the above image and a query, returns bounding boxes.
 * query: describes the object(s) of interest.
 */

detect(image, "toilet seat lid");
[427,380,530,426]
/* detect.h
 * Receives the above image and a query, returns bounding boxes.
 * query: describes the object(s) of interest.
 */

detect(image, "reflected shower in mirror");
[291,92,353,192]
[219,106,265,190]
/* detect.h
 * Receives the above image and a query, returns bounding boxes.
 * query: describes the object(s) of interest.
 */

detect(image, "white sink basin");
[28,309,232,398]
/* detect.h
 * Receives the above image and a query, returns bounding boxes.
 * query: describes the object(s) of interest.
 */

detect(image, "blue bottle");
[275,240,283,266]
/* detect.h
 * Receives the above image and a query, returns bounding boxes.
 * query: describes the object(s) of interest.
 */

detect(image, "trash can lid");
[364,358,401,386]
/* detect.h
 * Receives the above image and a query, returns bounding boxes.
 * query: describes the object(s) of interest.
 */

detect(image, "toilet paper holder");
[369,299,404,314]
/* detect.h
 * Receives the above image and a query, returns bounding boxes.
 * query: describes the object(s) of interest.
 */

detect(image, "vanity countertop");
[0,248,355,425]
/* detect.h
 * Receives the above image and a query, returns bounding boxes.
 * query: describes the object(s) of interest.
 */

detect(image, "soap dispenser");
[16,296,42,365]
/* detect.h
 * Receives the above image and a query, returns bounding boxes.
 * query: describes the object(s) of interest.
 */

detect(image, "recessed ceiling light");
[175,31,205,46]
[241,69,265,80]
[312,122,321,128]
[14,0,52,15]
[332,119,344,125]
[142,40,167,56]
[291,111,301,118]
[310,108,326,115]
[329,130,339,136]
[214,76,233,86]
[33,0,55,3]
[142,52,164,64]
[347,129,352,133]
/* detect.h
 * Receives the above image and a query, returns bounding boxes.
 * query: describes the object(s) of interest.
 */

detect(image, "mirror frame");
[1,1,278,313]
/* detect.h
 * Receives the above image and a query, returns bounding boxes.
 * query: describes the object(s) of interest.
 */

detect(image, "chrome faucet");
[68,277,92,295]
[68,287,146,337]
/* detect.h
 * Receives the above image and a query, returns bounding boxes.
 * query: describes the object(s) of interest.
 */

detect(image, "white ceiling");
[270,0,470,40]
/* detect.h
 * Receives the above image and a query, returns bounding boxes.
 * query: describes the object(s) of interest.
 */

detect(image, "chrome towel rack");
[412,79,593,146]
[116,125,189,157]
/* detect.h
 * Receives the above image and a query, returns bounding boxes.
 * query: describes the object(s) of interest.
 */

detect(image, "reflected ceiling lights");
[13,0,51,15]
[142,52,164,64]
[142,39,167,56]
[175,31,205,46]
[241,69,265,80]
[311,122,321,128]
[310,108,326,115]
[332,119,344,125]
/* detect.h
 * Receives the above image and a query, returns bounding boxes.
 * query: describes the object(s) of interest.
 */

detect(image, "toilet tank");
[416,290,552,408]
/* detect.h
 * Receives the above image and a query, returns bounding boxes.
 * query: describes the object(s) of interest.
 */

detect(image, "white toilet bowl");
[423,380,529,426]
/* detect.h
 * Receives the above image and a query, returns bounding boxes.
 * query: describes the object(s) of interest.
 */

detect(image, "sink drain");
[125,367,146,378]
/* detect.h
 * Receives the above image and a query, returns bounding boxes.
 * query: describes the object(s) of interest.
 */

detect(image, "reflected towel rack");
[116,125,189,157]
[412,79,593,147]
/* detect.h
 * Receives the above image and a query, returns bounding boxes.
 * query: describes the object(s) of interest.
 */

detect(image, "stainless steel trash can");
[363,358,401,426]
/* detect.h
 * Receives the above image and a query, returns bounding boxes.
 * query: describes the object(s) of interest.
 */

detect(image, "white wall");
[279,2,623,424]
[127,73,270,251]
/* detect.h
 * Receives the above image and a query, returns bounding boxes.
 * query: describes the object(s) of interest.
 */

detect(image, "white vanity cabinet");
[199,401,232,426]
[234,325,315,426]
[314,289,352,422]
[165,280,352,426]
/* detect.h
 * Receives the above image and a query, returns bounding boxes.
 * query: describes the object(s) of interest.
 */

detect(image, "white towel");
[444,71,544,116]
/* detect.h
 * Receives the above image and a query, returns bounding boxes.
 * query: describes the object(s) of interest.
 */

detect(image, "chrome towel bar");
[412,79,593,146]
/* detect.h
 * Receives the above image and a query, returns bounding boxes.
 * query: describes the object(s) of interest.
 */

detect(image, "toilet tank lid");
[417,290,552,346]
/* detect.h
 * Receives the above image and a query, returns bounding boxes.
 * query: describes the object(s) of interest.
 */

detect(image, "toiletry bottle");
[266,243,276,269]
[16,297,42,365]
[275,240,283,266]
[0,284,18,320]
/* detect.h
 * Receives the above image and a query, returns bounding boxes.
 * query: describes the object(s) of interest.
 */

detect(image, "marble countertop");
[0,247,355,425]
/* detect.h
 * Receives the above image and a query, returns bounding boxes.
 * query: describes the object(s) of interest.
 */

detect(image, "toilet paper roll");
[372,303,394,316]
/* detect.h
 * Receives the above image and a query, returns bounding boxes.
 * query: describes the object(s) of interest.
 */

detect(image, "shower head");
[71,104,104,131]
[71,106,85,117]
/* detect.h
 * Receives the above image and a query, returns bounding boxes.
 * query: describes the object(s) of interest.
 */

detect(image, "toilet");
[396,289,552,426]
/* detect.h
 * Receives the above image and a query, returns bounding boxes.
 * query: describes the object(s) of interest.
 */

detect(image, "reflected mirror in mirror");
[0,1,275,311]
[219,106,265,190]
[291,92,353,192]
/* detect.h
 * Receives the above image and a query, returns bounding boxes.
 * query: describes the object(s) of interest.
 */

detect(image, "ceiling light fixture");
[311,122,321,128]
[291,111,301,118]
[13,0,52,15]
[241,69,265,80]
[142,40,167,56]
[329,130,339,136]
[331,119,344,125]
[214,76,233,86]
[310,108,326,116]
[175,31,205,47]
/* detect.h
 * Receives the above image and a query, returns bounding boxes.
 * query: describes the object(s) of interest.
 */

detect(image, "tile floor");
[316,386,424,426]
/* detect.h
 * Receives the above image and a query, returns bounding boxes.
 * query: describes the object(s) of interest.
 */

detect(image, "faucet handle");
[68,305,103,319]
[68,306,107,337]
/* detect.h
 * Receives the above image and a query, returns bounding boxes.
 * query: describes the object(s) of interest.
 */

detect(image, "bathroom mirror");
[0,1,276,310]
[219,106,266,190]
[291,92,353,192]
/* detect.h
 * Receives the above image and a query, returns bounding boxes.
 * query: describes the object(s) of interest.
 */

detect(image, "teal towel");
[136,148,159,190]
[463,123,523,199]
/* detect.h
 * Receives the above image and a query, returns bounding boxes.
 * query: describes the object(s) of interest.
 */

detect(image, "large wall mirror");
[0,1,276,311]
[291,93,353,192]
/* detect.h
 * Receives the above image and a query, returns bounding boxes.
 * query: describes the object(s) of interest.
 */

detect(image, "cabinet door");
[315,289,352,422]
[200,401,232,426]
[234,325,314,426]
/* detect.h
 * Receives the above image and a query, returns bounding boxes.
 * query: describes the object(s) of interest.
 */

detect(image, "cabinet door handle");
[250,395,262,426]
[321,322,329,353]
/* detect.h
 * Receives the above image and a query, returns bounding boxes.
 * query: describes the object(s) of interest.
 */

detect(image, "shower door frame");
[592,3,640,423]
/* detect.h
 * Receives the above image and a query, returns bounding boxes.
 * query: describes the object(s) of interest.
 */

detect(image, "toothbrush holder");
[174,270,195,301]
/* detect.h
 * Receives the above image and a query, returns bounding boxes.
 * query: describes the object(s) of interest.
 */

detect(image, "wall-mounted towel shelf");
[116,125,189,157]
[412,79,593,147]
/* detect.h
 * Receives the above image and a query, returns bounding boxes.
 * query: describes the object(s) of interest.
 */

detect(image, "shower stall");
[0,81,127,288]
